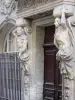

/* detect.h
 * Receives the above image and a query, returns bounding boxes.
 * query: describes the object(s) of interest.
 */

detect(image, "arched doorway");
[0,22,21,100]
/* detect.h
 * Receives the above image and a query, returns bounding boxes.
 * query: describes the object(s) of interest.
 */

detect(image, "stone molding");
[0,18,16,29]
[17,0,62,18]
[18,0,55,11]
[17,0,75,18]
[18,0,75,12]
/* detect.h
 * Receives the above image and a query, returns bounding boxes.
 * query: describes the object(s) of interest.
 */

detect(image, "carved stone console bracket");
[0,0,18,25]
[0,0,17,15]
[13,18,32,100]
[53,4,75,100]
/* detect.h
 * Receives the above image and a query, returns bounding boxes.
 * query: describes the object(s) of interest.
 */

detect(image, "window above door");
[4,31,18,53]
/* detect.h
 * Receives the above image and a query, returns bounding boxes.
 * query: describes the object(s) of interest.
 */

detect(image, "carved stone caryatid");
[53,5,75,100]
[13,18,32,100]
[0,0,17,16]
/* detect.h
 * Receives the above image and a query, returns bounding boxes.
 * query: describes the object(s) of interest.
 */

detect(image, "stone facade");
[0,0,75,100]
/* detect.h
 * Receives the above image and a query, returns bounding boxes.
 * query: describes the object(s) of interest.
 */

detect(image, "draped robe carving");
[54,10,75,79]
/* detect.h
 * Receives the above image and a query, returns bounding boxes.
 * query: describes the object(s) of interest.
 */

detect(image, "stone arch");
[0,19,16,52]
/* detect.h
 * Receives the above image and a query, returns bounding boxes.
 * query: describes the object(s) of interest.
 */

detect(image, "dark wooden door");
[43,26,62,100]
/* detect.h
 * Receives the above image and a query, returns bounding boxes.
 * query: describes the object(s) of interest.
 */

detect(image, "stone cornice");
[0,18,16,30]
[17,0,75,18]
[17,0,62,18]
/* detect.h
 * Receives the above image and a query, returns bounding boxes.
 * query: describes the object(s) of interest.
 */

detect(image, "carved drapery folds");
[13,18,32,100]
[53,5,75,100]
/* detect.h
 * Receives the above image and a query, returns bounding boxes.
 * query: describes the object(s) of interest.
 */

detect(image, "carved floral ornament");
[53,5,75,100]
[0,0,17,16]
[18,0,52,10]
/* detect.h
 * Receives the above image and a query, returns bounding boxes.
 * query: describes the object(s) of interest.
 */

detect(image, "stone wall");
[30,26,45,100]
[35,27,45,100]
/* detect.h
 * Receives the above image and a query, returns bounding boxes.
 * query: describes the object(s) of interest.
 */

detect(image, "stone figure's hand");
[56,52,61,61]
[61,9,66,14]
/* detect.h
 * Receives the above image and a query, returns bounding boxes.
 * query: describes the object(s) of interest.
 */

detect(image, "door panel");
[43,26,62,100]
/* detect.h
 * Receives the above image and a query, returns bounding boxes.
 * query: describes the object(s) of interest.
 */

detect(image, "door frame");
[31,15,56,100]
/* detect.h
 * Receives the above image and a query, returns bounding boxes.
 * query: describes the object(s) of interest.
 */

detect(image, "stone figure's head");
[16,32,28,52]
[53,5,74,18]
[17,36,28,49]
[3,0,12,8]
[16,27,25,36]
[54,18,61,28]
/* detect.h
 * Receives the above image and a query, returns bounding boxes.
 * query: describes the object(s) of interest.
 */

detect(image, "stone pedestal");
[62,75,75,100]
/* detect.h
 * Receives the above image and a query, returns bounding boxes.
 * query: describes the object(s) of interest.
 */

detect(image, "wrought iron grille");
[0,53,21,100]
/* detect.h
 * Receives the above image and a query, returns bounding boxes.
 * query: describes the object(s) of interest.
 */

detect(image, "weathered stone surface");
[18,0,55,10]
[53,5,75,100]
[13,18,32,100]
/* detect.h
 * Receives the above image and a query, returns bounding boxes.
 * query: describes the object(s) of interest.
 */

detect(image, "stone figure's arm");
[12,29,17,37]
[54,35,59,49]
[61,9,67,29]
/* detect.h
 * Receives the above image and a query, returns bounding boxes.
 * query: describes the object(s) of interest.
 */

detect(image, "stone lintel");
[17,0,75,19]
